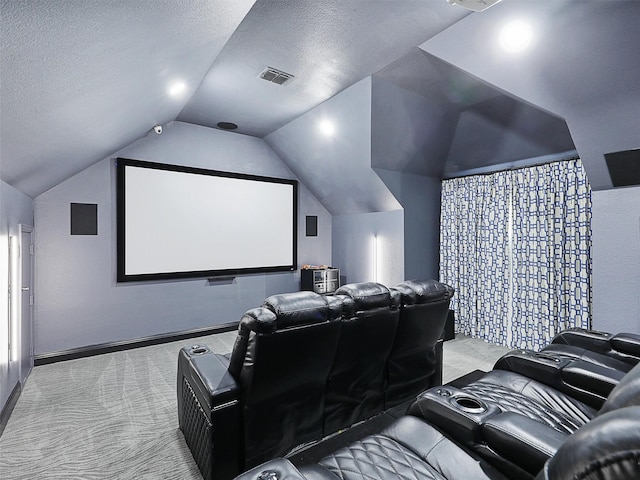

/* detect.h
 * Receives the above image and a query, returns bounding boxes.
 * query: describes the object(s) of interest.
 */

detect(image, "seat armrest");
[433,338,443,386]
[560,360,625,398]
[494,349,571,383]
[550,328,612,353]
[482,412,567,476]
[177,344,241,480]
[494,350,615,409]
[408,386,500,445]
[610,333,640,361]
[234,459,309,480]
[189,351,238,409]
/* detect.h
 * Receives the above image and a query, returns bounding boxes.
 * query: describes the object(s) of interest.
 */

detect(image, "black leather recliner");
[177,280,453,479]
[232,292,343,468]
[409,353,640,478]
[323,282,401,435]
[540,327,640,373]
[177,291,343,479]
[386,279,454,408]
[232,407,640,480]
[536,406,640,480]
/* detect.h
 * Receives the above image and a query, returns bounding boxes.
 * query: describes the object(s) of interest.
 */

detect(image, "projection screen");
[117,158,297,282]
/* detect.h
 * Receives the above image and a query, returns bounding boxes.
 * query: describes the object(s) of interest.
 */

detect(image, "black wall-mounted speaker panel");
[71,203,98,235]
[306,215,318,237]
[605,148,640,187]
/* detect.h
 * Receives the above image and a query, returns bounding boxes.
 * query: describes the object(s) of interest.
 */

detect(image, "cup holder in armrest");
[189,345,209,355]
[452,395,487,414]
[436,388,452,397]
[409,387,499,446]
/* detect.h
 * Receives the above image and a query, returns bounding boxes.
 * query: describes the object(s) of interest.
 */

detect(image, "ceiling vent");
[447,0,502,12]
[259,67,294,86]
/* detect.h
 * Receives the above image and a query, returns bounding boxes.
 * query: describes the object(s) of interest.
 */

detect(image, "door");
[19,225,34,383]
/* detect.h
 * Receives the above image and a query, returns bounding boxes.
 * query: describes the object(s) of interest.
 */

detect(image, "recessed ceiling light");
[499,20,533,53]
[217,121,238,130]
[318,119,335,136]
[168,81,187,97]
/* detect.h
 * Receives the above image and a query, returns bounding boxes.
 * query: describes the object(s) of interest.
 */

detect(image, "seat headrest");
[599,361,640,414]
[237,307,278,334]
[263,291,339,329]
[541,406,640,480]
[334,282,398,312]
[396,279,454,305]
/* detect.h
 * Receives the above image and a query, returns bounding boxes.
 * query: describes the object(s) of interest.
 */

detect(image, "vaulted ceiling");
[1,0,638,198]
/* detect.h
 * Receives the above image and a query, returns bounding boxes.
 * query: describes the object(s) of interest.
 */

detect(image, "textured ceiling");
[177,0,469,137]
[0,0,255,197]
[1,0,639,198]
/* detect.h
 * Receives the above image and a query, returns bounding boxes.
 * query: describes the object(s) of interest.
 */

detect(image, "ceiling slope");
[0,0,255,197]
[420,0,640,189]
[178,0,470,137]
[371,48,574,178]
[266,77,401,215]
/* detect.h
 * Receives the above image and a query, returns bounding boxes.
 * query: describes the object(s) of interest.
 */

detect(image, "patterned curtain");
[510,160,592,349]
[440,159,592,350]
[440,172,511,345]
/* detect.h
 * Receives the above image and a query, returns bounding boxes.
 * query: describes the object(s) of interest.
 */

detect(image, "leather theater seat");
[177,279,454,479]
[234,407,640,480]
[539,327,640,373]
[323,282,401,436]
[230,292,343,468]
[408,355,640,478]
[386,279,455,408]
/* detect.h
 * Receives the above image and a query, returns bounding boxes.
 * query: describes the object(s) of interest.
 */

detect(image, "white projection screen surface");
[117,159,297,281]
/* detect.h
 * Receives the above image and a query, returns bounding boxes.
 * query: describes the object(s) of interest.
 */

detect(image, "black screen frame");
[116,158,298,282]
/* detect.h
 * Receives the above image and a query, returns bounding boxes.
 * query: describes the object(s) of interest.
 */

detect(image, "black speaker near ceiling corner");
[604,148,640,187]
[305,215,318,237]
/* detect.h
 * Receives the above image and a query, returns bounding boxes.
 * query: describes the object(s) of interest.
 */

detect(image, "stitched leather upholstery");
[237,292,343,467]
[179,279,453,480]
[320,435,444,480]
[540,344,635,373]
[313,416,508,480]
[543,328,640,368]
[462,382,589,434]
[386,279,454,408]
[324,282,401,435]
[234,407,640,480]
[536,406,640,480]
[462,370,596,434]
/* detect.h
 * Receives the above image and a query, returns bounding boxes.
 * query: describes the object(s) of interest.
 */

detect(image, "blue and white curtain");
[440,159,591,350]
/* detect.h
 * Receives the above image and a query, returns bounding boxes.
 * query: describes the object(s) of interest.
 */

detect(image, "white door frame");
[18,224,34,383]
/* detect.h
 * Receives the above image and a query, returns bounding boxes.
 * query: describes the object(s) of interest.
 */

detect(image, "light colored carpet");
[442,334,512,384]
[0,333,510,479]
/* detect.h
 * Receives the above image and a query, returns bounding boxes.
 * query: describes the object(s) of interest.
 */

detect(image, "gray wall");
[33,122,331,355]
[375,169,441,280]
[369,77,444,282]
[0,180,34,412]
[266,77,401,215]
[591,186,640,334]
[266,76,409,288]
[370,76,456,177]
[332,210,404,287]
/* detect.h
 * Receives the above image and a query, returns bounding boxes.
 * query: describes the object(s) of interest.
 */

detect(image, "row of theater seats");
[176,279,454,479]
[235,327,640,480]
